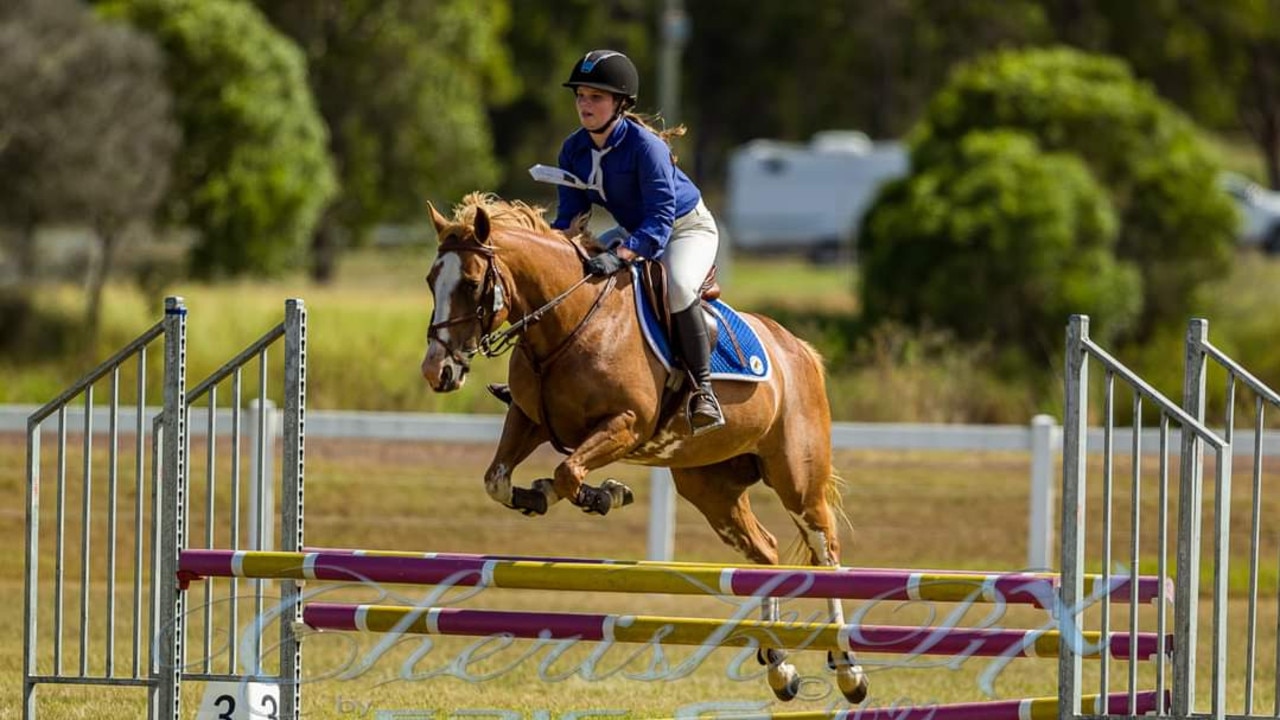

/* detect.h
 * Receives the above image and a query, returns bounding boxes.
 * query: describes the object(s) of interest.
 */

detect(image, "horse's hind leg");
[670,459,802,702]
[759,444,869,704]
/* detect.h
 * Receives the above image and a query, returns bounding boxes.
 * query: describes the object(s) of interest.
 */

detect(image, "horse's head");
[421,201,509,392]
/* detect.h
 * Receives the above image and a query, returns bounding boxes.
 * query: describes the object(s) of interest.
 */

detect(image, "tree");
[98,0,336,277]
[859,130,1140,358]
[0,0,178,335]
[487,0,654,202]
[681,0,1050,184]
[1038,0,1280,189]
[910,47,1237,337]
[253,0,517,282]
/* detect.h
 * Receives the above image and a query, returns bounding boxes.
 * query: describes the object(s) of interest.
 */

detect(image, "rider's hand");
[584,250,629,276]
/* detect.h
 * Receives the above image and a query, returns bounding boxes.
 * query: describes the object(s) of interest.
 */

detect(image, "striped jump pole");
[301,603,1170,660]
[723,690,1167,720]
[310,546,1174,605]
[180,549,1168,608]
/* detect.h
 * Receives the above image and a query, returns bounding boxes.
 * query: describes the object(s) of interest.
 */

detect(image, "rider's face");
[575,88,619,133]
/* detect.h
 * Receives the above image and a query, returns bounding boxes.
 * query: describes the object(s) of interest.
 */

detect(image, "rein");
[479,274,593,358]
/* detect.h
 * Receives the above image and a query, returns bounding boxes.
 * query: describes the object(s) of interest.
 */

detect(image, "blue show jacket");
[551,117,702,259]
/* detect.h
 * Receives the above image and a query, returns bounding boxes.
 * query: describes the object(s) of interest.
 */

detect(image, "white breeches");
[602,199,720,312]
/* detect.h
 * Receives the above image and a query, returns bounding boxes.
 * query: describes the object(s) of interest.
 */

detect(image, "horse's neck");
[500,231,621,353]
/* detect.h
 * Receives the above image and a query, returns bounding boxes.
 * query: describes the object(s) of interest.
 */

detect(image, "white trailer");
[725,130,907,262]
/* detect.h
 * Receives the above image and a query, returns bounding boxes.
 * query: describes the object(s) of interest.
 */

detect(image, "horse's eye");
[459,278,480,291]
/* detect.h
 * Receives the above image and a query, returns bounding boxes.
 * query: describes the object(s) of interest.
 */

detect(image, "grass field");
[5,248,1280,717]
[5,430,1280,718]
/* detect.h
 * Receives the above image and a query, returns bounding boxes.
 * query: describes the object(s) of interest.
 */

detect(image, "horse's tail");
[756,314,850,565]
[794,335,852,559]
[826,469,854,559]
[794,335,829,384]
[782,470,853,566]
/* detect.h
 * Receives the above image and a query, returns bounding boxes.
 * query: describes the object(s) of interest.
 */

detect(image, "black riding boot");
[672,305,725,435]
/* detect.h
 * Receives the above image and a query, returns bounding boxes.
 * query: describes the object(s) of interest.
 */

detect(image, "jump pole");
[180,549,1073,606]
[300,603,1170,660]
[294,545,1172,602]
[724,690,1167,720]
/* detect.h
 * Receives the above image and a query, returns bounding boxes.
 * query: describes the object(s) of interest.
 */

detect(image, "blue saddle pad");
[631,266,771,382]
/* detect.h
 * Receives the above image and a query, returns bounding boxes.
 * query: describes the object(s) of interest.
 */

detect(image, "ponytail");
[623,111,687,163]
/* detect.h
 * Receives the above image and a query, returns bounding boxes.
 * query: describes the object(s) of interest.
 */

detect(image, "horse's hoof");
[836,665,869,704]
[600,478,634,507]
[767,662,801,702]
[575,485,612,515]
[758,647,787,667]
[511,486,548,516]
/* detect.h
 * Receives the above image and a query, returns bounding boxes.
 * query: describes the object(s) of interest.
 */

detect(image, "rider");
[494,49,726,435]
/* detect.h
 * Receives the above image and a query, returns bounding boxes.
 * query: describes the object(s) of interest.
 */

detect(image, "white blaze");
[428,254,463,351]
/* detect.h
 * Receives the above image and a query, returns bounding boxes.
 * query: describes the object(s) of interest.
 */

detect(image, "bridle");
[426,239,506,365]
[426,235,616,369]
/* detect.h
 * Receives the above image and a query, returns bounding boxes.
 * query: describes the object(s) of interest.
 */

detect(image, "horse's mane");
[447,191,600,252]
[450,192,551,233]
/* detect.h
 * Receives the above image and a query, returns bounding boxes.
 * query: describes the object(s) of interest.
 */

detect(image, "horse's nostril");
[441,364,453,387]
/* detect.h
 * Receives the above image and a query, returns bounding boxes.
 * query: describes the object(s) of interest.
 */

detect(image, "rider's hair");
[623,110,687,162]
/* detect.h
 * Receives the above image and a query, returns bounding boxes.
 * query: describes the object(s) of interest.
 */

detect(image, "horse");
[419,192,868,704]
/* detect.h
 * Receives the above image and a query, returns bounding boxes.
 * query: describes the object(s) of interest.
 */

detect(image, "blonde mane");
[446,191,601,253]
[451,192,553,234]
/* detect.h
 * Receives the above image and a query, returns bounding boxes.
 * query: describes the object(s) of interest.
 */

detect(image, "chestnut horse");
[419,193,867,704]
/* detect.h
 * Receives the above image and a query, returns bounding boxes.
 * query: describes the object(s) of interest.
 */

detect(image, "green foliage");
[680,0,1050,184]
[1041,1,1280,188]
[1,0,177,227]
[257,0,515,230]
[489,0,655,202]
[0,0,178,339]
[859,129,1140,357]
[97,0,336,278]
[908,46,1237,337]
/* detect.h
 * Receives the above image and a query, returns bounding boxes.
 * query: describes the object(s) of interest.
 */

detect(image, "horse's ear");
[474,206,492,244]
[427,201,449,236]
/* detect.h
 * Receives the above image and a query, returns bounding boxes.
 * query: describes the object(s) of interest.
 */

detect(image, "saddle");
[486,259,771,435]
[638,261,720,347]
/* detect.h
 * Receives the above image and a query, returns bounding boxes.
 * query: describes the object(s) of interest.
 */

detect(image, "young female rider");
[548,49,725,435]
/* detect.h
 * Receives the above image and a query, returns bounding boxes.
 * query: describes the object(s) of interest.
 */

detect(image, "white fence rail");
[8,405,1278,569]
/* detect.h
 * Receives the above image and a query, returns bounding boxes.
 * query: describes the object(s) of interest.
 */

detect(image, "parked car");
[1220,171,1280,254]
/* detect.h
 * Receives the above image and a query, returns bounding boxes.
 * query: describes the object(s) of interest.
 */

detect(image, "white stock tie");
[527,145,614,202]
[586,146,613,201]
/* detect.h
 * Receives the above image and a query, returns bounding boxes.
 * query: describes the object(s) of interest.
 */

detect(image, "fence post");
[155,296,187,720]
[647,468,676,561]
[279,299,306,719]
[1058,315,1089,720]
[1027,414,1057,570]
[1174,318,1208,717]
[247,399,277,552]
[22,386,41,720]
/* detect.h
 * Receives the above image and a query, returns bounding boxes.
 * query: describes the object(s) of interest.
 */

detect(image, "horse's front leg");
[552,411,640,516]
[484,403,553,515]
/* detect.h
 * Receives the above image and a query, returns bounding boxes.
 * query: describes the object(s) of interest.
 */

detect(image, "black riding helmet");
[564,50,639,108]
